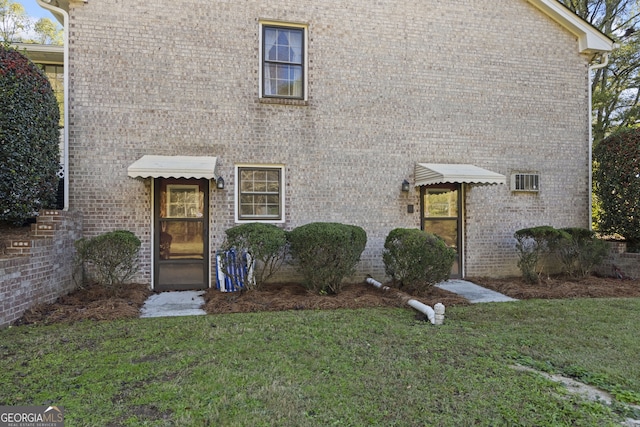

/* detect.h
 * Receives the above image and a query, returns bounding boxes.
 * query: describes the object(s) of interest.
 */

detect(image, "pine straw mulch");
[202,282,469,315]
[12,275,640,326]
[15,283,153,326]
[470,275,640,299]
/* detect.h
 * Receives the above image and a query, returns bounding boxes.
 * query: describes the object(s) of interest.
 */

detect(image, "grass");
[1,298,639,426]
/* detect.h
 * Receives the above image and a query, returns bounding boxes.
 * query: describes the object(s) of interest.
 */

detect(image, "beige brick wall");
[66,0,591,283]
[0,211,82,327]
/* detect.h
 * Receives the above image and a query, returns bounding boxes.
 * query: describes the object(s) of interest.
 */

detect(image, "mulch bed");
[15,283,152,325]
[202,282,469,314]
[12,275,640,326]
[470,275,640,299]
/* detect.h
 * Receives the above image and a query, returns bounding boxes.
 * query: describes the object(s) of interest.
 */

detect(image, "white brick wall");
[66,0,592,282]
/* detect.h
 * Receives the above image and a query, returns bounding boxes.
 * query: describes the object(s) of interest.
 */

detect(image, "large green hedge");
[593,128,640,250]
[0,45,60,224]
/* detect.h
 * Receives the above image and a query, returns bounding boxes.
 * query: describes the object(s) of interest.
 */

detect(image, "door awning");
[127,155,218,180]
[414,163,506,186]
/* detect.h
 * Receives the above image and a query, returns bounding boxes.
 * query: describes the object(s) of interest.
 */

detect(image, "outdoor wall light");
[216,176,225,190]
[401,179,410,192]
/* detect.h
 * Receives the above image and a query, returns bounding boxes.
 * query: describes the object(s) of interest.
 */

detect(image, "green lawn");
[1,298,639,426]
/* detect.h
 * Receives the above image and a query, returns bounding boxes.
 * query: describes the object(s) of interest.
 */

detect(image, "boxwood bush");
[557,227,608,279]
[0,45,60,225]
[288,222,366,294]
[514,226,564,284]
[514,226,607,282]
[75,230,141,288]
[383,228,455,293]
[221,222,288,290]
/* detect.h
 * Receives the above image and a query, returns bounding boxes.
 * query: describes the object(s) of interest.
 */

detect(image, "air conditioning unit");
[511,173,540,192]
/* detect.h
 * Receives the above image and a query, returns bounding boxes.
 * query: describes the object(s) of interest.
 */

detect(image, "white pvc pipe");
[366,277,445,325]
[407,298,435,323]
[366,277,391,292]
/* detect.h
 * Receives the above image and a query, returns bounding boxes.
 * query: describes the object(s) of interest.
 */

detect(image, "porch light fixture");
[216,176,225,190]
[401,179,410,192]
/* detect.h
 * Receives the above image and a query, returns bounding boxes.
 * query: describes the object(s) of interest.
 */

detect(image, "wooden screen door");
[154,178,209,291]
[420,184,462,278]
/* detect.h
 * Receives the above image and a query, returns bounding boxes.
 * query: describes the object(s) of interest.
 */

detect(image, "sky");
[16,0,55,20]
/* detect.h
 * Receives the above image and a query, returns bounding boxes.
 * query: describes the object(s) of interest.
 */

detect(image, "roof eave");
[526,0,615,53]
[37,0,72,26]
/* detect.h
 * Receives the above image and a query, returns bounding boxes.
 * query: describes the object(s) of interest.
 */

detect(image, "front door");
[420,184,462,277]
[154,178,209,291]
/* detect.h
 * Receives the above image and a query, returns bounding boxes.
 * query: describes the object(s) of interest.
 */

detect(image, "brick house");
[40,0,613,291]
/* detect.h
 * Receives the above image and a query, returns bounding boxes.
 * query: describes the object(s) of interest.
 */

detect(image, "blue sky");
[16,0,55,20]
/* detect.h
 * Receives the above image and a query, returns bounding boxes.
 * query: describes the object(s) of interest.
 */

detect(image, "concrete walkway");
[140,290,207,318]
[436,279,517,303]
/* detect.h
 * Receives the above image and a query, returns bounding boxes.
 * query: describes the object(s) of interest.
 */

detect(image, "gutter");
[588,53,610,230]
[36,0,69,211]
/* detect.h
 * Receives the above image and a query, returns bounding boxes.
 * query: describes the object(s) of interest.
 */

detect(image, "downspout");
[588,53,609,230]
[36,0,69,211]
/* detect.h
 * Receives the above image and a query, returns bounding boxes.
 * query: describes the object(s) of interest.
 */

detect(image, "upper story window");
[260,22,307,100]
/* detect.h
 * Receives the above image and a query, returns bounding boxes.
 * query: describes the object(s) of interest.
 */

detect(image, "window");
[166,185,203,218]
[261,23,306,100]
[236,166,284,222]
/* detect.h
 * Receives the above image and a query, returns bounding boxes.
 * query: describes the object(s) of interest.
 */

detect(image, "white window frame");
[259,20,308,101]
[235,164,286,223]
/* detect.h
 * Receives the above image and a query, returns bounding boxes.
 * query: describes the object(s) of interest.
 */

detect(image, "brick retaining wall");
[0,210,82,327]
[595,241,640,280]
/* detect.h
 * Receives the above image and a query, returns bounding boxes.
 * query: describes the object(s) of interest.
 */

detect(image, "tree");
[0,0,29,43]
[0,44,60,225]
[32,18,63,45]
[560,0,640,142]
[593,127,640,250]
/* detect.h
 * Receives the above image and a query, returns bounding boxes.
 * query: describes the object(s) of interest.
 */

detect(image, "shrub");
[383,228,455,293]
[75,230,141,288]
[221,222,287,290]
[593,128,640,251]
[514,226,565,284]
[0,45,60,225]
[557,227,608,278]
[288,222,367,294]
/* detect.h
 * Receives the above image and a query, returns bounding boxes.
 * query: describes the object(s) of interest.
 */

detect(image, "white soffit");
[415,164,507,186]
[127,155,218,180]
[526,0,614,53]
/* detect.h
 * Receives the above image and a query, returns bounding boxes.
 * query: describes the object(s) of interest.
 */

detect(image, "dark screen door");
[154,178,209,291]
[421,184,462,277]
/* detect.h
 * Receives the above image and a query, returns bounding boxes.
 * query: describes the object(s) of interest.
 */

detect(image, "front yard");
[1,297,639,426]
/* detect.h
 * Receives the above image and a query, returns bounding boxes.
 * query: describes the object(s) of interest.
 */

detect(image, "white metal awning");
[414,163,506,186]
[127,155,218,179]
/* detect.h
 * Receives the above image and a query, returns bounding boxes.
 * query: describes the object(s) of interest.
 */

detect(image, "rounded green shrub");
[222,222,288,290]
[75,230,141,288]
[0,45,60,225]
[593,128,640,251]
[383,228,455,293]
[557,227,608,278]
[288,222,367,294]
[514,226,565,283]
